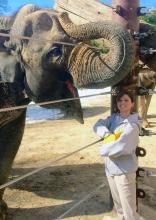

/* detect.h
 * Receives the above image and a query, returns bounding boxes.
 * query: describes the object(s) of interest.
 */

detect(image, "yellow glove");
[103,131,123,144]
[115,131,123,140]
[103,134,116,144]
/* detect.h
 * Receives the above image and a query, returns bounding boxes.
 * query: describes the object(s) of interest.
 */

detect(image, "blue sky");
[103,0,156,8]
[0,0,155,15]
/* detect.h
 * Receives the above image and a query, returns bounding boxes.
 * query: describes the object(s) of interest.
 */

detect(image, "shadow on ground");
[5,164,156,219]
[6,163,112,219]
[83,106,109,118]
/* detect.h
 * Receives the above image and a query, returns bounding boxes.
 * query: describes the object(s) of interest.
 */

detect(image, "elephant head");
[2,4,135,123]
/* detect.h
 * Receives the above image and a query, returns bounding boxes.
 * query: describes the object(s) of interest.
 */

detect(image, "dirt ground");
[3,93,156,220]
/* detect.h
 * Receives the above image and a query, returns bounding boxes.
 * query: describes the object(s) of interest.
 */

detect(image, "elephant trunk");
[58,13,135,87]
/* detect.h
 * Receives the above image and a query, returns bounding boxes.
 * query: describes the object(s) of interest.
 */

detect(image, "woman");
[93,91,143,220]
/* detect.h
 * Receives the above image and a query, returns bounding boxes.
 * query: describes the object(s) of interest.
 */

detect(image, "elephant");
[0,4,136,219]
[140,22,156,72]
[138,67,156,127]
[139,22,156,127]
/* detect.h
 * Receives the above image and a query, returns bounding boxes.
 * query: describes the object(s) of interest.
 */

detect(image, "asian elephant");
[138,67,156,127]
[0,4,136,218]
[140,22,156,72]
[139,23,156,127]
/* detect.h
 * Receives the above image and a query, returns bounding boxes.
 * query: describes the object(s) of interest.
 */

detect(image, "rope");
[0,32,100,51]
[101,2,115,10]
[0,138,103,190]
[0,32,75,46]
[57,4,91,22]
[57,183,105,219]
[0,90,111,113]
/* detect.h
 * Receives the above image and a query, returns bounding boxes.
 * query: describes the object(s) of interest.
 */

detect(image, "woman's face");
[117,94,134,115]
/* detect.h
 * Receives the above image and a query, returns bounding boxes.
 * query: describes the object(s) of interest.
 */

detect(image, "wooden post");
[111,0,140,112]
[55,0,112,24]
[112,0,139,31]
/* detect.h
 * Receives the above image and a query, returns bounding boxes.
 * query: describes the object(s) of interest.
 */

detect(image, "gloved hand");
[115,131,123,140]
[103,131,123,144]
[103,134,116,144]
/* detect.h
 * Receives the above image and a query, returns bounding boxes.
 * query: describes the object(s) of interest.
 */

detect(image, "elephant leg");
[144,94,152,125]
[0,110,26,219]
[0,201,7,220]
[139,96,149,127]
[143,85,155,127]
[145,95,152,112]
[146,85,155,113]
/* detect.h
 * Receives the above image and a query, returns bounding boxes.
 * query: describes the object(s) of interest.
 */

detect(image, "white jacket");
[93,113,143,176]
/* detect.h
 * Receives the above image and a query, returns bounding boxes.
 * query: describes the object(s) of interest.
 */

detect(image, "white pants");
[107,173,139,220]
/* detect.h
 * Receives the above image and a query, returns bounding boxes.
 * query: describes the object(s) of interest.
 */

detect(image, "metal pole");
[110,0,140,210]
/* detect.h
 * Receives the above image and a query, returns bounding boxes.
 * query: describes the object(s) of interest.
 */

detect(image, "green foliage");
[140,12,156,25]
[90,40,109,54]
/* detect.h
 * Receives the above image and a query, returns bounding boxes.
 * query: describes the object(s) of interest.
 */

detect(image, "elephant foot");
[0,200,8,220]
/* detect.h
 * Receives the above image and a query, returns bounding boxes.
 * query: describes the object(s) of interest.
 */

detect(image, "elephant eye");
[46,46,62,59]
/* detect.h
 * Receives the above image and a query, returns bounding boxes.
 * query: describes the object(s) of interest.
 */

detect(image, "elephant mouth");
[23,75,84,124]
[64,80,84,124]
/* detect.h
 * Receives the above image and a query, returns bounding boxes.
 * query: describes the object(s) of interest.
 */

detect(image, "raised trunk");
[59,13,135,87]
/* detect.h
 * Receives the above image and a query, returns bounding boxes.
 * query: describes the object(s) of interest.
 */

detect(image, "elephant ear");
[0,13,16,49]
[6,11,63,56]
[4,4,40,51]
[140,22,156,72]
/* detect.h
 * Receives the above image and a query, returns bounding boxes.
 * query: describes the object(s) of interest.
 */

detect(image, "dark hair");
[116,91,134,103]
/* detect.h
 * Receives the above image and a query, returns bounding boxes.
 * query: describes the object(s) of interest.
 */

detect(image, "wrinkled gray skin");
[0,4,137,219]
